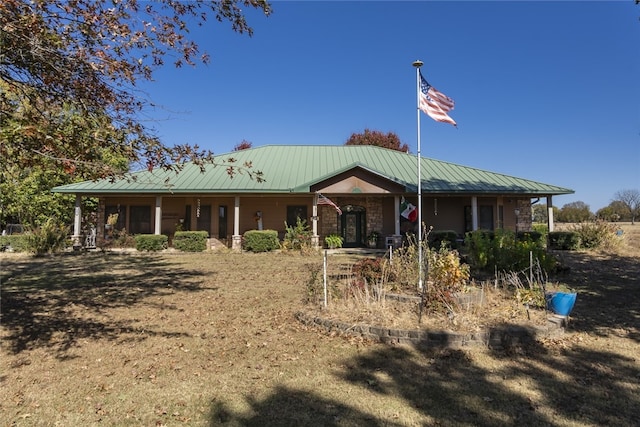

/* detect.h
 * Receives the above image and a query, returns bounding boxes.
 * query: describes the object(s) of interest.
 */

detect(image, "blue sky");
[139,1,639,212]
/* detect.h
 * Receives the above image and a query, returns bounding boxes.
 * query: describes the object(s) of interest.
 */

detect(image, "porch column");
[232,196,242,251]
[394,195,401,235]
[547,196,555,232]
[72,194,82,249]
[471,196,479,231]
[154,196,162,235]
[311,196,319,248]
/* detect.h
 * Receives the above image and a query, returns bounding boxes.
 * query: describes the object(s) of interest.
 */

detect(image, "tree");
[613,189,640,224]
[345,129,409,152]
[596,200,629,222]
[531,204,548,223]
[1,0,270,181]
[556,201,592,223]
[233,140,253,151]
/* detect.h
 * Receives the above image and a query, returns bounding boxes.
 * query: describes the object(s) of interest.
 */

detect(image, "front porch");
[69,193,547,251]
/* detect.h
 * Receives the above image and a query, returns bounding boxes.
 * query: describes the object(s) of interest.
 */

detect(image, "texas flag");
[400,198,418,222]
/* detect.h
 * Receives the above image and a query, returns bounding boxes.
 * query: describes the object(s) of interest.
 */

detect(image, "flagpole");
[413,59,424,291]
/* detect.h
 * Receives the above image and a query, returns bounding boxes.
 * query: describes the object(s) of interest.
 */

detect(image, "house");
[52,145,573,250]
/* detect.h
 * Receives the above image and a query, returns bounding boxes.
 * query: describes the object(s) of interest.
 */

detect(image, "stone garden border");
[295,311,568,350]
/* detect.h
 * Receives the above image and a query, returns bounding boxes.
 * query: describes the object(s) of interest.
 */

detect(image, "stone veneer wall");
[319,205,339,238]
[318,196,384,242]
[515,199,532,232]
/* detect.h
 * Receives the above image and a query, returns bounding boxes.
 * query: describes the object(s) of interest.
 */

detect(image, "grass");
[1,225,639,426]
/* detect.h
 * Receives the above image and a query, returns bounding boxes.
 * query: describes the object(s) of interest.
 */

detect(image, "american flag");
[419,71,457,127]
[317,194,342,215]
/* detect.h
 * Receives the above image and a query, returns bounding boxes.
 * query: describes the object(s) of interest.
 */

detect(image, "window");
[479,205,494,230]
[184,205,191,231]
[196,205,211,235]
[105,205,126,230]
[464,205,495,232]
[218,205,227,239]
[287,205,307,226]
[130,206,151,234]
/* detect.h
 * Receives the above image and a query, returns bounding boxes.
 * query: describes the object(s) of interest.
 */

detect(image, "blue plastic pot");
[546,292,577,316]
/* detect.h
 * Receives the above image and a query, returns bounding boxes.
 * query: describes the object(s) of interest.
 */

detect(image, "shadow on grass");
[1,252,212,357]
[209,387,387,427]
[550,251,640,342]
[209,333,639,425]
[208,252,640,426]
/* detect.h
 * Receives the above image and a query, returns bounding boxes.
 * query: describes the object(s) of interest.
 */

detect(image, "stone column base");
[232,235,242,251]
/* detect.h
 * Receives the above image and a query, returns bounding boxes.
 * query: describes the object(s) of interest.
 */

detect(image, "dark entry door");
[196,205,211,235]
[341,208,365,248]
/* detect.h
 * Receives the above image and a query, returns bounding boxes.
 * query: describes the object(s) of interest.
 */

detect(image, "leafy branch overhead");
[0,0,271,180]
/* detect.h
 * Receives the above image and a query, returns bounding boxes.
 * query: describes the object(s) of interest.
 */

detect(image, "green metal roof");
[52,145,573,196]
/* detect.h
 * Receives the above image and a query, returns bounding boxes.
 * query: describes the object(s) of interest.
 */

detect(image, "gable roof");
[52,145,573,196]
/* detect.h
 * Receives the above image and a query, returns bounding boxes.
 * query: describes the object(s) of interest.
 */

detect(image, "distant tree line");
[532,189,640,224]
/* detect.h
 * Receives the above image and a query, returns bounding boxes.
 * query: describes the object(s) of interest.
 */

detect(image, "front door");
[196,205,212,235]
[341,206,366,248]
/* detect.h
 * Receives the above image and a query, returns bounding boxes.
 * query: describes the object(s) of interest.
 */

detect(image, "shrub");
[134,234,168,251]
[464,229,556,275]
[25,218,69,254]
[173,231,209,252]
[570,221,622,251]
[516,230,544,244]
[112,229,136,248]
[426,244,470,293]
[352,257,385,285]
[324,234,343,249]
[0,234,30,252]
[429,230,459,249]
[463,230,493,269]
[387,235,471,314]
[348,257,392,303]
[282,218,312,251]
[548,231,580,250]
[243,230,279,252]
[304,262,324,303]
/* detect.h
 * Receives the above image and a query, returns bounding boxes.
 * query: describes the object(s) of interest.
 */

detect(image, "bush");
[516,230,544,244]
[134,234,168,251]
[428,230,459,249]
[532,223,548,235]
[352,257,386,285]
[243,230,280,252]
[464,229,556,274]
[282,218,312,251]
[25,218,69,254]
[548,231,580,250]
[324,234,343,248]
[173,231,209,252]
[0,234,30,252]
[570,221,622,251]
[426,244,470,293]
[387,236,471,314]
[112,229,136,248]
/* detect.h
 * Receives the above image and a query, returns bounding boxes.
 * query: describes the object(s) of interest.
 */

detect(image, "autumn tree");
[613,189,640,224]
[345,129,410,152]
[233,140,253,151]
[0,0,270,181]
